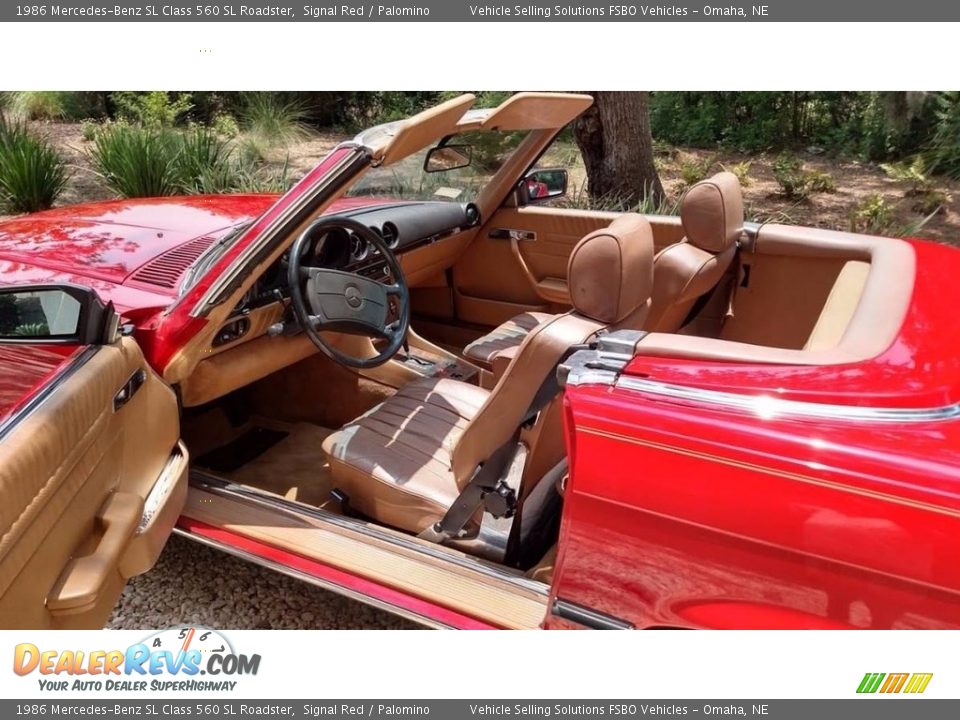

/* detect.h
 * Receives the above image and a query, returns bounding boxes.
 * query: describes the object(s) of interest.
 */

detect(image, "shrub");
[211,112,240,138]
[10,91,68,120]
[677,153,715,185]
[926,91,960,179]
[89,125,182,198]
[111,91,193,129]
[773,155,835,198]
[910,189,948,215]
[176,128,236,194]
[81,120,99,142]
[881,157,932,194]
[720,160,752,187]
[240,92,310,147]
[772,154,810,199]
[804,169,836,193]
[0,116,69,213]
[850,193,895,234]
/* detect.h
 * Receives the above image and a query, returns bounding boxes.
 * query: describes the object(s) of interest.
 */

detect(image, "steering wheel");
[288,217,410,369]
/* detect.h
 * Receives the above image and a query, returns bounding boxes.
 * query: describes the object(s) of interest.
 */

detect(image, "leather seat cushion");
[462,311,552,366]
[321,377,490,533]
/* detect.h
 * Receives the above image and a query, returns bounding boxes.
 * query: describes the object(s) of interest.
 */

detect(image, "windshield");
[346,129,528,204]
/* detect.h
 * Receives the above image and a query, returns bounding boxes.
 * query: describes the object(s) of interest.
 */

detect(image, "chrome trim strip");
[603,375,960,424]
[189,470,548,596]
[188,143,368,317]
[551,598,634,630]
[172,527,450,629]
[0,345,100,443]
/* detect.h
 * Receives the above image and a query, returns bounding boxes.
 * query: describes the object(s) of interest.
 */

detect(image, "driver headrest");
[681,171,744,254]
[567,214,654,324]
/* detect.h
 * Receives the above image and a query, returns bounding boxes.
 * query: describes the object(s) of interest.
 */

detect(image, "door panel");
[453,206,685,328]
[0,336,185,628]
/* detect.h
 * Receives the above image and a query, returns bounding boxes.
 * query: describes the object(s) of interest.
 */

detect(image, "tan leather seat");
[322,215,655,534]
[462,174,743,365]
[645,171,743,332]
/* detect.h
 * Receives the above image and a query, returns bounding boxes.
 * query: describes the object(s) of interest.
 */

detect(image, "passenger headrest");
[681,171,744,253]
[567,214,654,324]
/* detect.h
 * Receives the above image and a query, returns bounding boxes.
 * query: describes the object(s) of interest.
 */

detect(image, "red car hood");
[0,195,278,287]
[0,194,393,314]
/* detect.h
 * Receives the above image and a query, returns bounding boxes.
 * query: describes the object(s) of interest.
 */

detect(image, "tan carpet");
[222,421,337,509]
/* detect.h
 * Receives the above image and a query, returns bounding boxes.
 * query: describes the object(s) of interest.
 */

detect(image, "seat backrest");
[451,214,655,488]
[645,171,743,333]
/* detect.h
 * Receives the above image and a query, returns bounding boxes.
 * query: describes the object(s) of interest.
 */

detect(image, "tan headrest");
[681,171,744,253]
[567,214,654,324]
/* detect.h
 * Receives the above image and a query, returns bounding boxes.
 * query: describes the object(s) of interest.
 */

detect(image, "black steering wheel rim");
[288,216,410,369]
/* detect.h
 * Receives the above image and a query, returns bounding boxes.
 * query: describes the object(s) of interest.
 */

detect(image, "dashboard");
[231,199,481,316]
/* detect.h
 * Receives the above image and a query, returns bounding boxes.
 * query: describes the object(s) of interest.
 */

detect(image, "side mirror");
[0,284,117,345]
[520,168,568,204]
[424,144,473,173]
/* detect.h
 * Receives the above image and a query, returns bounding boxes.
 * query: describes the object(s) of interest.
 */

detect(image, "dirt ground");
[12,121,960,244]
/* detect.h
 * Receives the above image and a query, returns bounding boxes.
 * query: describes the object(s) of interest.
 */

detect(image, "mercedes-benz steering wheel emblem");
[344,285,363,309]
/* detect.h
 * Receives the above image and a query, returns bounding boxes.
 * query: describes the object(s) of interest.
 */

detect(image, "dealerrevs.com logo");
[13,627,260,692]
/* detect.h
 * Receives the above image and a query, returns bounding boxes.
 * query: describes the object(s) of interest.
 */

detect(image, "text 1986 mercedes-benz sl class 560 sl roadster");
[1,93,958,630]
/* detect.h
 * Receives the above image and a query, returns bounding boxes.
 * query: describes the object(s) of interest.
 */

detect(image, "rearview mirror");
[0,284,116,344]
[424,144,473,173]
[521,168,568,204]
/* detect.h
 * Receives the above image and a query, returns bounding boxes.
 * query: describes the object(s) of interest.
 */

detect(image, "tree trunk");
[573,91,664,209]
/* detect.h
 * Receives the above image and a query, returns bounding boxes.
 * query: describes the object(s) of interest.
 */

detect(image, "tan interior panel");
[636,225,915,366]
[720,252,849,349]
[375,94,476,166]
[479,92,594,131]
[453,207,682,328]
[0,337,183,629]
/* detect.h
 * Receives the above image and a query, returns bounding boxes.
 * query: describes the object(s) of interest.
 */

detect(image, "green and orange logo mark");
[857,672,933,694]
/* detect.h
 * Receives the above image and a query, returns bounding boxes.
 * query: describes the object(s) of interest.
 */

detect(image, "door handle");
[46,492,144,615]
[489,228,536,241]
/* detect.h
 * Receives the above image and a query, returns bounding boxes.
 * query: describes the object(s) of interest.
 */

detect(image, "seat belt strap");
[428,344,588,540]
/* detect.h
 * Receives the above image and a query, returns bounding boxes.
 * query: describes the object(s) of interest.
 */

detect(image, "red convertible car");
[1,93,958,630]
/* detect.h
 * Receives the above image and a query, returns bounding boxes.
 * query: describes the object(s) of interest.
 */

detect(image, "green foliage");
[0,115,69,213]
[10,91,68,120]
[804,169,836,193]
[720,160,752,187]
[211,112,240,138]
[81,120,99,142]
[89,123,291,198]
[910,189,948,216]
[558,180,680,216]
[850,193,895,234]
[111,91,193,129]
[772,154,810,199]
[90,125,182,197]
[926,91,960,179]
[881,157,932,193]
[677,153,715,185]
[239,93,310,146]
[772,155,835,198]
[649,91,939,162]
[12,322,50,336]
[175,128,236,194]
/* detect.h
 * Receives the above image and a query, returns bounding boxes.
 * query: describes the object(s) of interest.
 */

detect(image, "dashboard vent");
[381,222,400,249]
[129,236,217,289]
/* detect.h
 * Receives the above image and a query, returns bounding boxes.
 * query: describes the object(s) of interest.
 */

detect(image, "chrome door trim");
[570,371,960,424]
